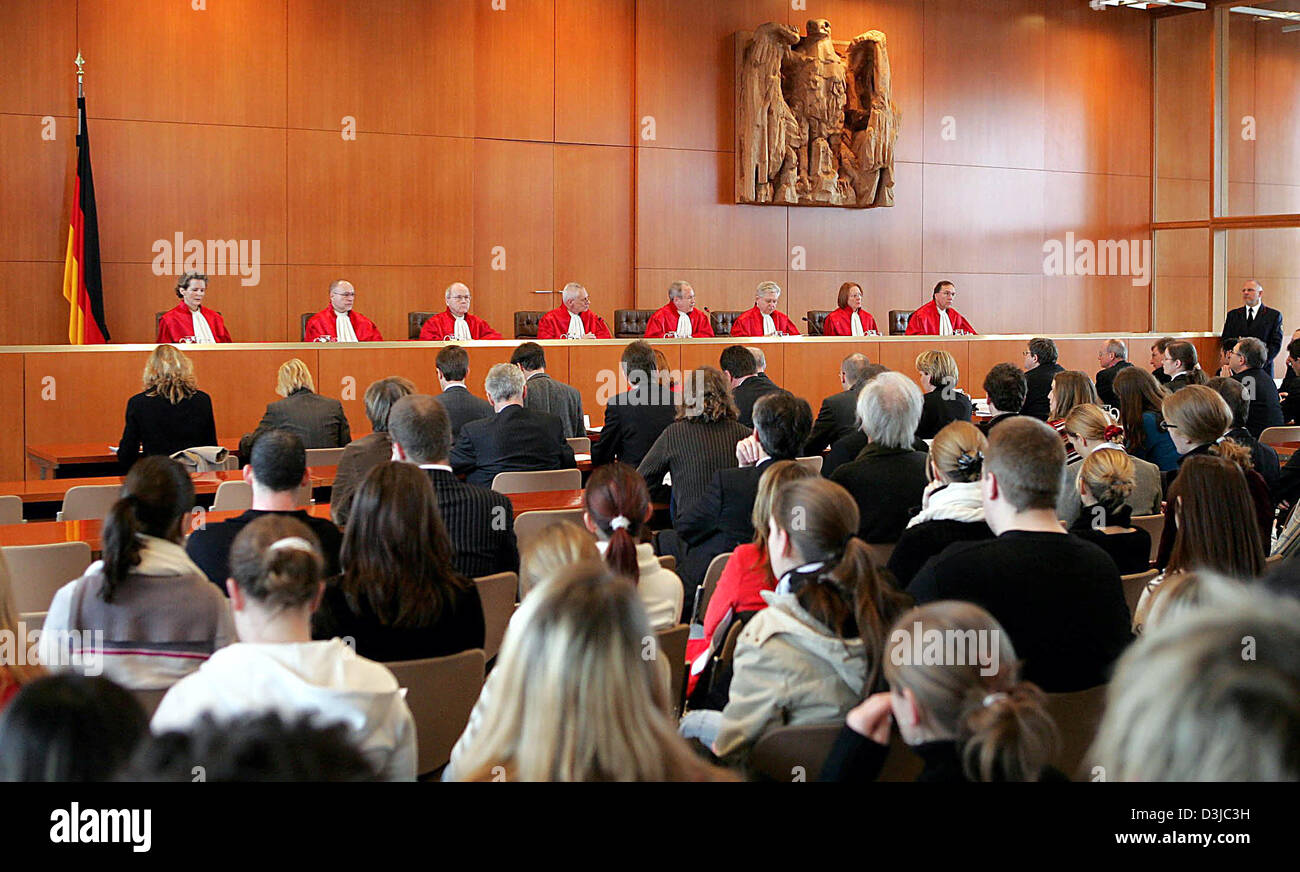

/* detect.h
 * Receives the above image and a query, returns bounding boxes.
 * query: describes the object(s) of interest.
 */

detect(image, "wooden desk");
[27,437,243,479]
[0,467,338,505]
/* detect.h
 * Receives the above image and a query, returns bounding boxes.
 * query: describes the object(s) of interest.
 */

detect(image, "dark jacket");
[676,458,777,587]
[1227,425,1280,499]
[636,417,752,523]
[733,373,781,428]
[523,372,584,439]
[823,432,928,479]
[803,380,864,456]
[1223,304,1284,375]
[1281,366,1300,423]
[1095,360,1133,408]
[1231,366,1284,438]
[829,444,929,543]
[259,388,351,449]
[449,404,576,488]
[435,385,494,439]
[916,389,973,440]
[1153,366,1171,385]
[820,731,1069,783]
[978,412,1025,437]
[1066,505,1151,576]
[329,431,393,528]
[312,577,485,663]
[1022,363,1064,421]
[592,384,678,469]
[186,508,343,593]
[887,518,994,590]
[424,467,519,580]
[118,389,218,470]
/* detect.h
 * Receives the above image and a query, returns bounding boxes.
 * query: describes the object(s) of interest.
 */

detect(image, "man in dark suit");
[979,363,1028,436]
[186,429,342,593]
[1229,336,1284,438]
[434,345,492,438]
[592,340,677,469]
[803,352,871,456]
[451,363,576,488]
[512,342,585,438]
[1280,334,1300,423]
[1020,337,1063,421]
[389,394,518,579]
[721,344,780,427]
[675,391,812,589]
[1222,279,1283,376]
[1094,338,1133,409]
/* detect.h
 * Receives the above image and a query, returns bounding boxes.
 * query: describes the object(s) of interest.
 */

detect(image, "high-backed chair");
[57,484,122,522]
[299,313,313,341]
[654,623,690,716]
[211,480,253,512]
[614,309,655,338]
[887,309,914,335]
[512,508,587,546]
[1045,684,1108,780]
[0,495,23,525]
[514,311,546,339]
[387,649,486,777]
[473,571,518,661]
[154,311,165,336]
[3,542,93,614]
[805,310,831,336]
[490,469,582,494]
[408,311,436,340]
[709,310,743,337]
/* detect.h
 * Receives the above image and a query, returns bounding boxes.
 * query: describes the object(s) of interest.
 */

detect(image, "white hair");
[444,282,470,301]
[1105,338,1127,360]
[755,281,781,300]
[561,282,586,303]
[667,280,692,300]
[856,371,922,450]
[484,363,526,403]
[745,346,767,372]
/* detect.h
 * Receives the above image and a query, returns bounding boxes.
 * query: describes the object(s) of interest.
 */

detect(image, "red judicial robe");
[642,302,714,338]
[904,299,977,336]
[418,309,502,341]
[304,307,384,342]
[729,306,801,337]
[536,306,612,339]
[156,303,232,344]
[822,306,879,336]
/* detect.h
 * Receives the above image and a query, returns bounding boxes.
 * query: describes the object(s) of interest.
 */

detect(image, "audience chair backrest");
[513,310,546,339]
[1259,426,1300,448]
[473,571,518,662]
[1129,514,1162,564]
[19,611,46,632]
[805,310,830,336]
[1045,683,1108,781]
[57,484,122,522]
[709,310,743,336]
[654,623,690,718]
[695,551,732,623]
[211,480,253,512]
[0,494,23,525]
[490,469,582,494]
[887,309,913,335]
[2,542,93,613]
[749,722,845,782]
[1120,568,1159,621]
[795,455,823,474]
[305,447,346,467]
[566,436,591,455]
[408,311,435,340]
[388,649,487,777]
[614,309,655,338]
[512,508,587,547]
[657,554,676,572]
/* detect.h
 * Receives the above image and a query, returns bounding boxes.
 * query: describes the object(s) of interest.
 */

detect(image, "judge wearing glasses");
[304,280,384,342]
[419,283,503,341]
[643,280,714,338]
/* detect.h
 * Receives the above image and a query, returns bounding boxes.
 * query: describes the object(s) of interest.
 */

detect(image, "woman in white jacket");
[151,516,417,781]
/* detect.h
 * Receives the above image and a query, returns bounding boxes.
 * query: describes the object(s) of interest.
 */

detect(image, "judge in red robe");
[905,281,978,336]
[156,272,232,344]
[537,282,612,339]
[303,281,383,342]
[643,281,714,338]
[822,281,880,336]
[418,282,502,340]
[729,281,800,337]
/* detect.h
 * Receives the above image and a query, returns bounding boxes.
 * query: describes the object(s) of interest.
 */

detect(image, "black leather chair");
[614,309,655,338]
[154,312,164,337]
[709,310,743,337]
[805,310,831,336]
[514,311,546,339]
[888,309,914,335]
[300,313,313,341]
[409,311,435,340]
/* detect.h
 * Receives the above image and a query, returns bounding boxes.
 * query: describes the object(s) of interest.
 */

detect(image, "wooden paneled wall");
[2,0,1164,346]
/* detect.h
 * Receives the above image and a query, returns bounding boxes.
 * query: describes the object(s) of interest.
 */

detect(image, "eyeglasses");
[331,291,356,298]
[447,295,471,302]
[1158,420,1178,432]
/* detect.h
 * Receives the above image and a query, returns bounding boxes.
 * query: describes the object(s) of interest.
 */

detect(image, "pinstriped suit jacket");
[423,467,519,579]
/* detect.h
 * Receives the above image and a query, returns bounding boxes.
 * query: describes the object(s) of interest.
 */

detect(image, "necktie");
[1247,308,1255,325]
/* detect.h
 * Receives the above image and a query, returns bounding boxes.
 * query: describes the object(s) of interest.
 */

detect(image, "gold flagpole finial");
[75,52,85,98]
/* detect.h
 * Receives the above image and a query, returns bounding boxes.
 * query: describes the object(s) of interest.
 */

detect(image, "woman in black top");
[1067,448,1151,575]
[914,350,973,440]
[312,462,485,661]
[118,344,218,470]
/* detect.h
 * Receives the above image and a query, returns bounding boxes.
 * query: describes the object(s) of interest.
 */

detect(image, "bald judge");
[537,282,612,340]
[643,281,714,338]
[419,282,502,341]
[304,280,383,342]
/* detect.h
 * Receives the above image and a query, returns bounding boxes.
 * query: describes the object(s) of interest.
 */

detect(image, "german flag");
[62,94,110,344]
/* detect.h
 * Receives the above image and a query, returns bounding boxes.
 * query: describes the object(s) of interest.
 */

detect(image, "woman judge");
[822,282,880,336]
[156,272,232,344]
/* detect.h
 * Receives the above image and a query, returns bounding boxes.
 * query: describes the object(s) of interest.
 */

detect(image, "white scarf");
[850,310,864,336]
[938,307,953,336]
[761,312,776,336]
[452,314,471,341]
[907,480,985,528]
[334,310,358,342]
[567,312,585,339]
[191,308,215,343]
[676,310,693,338]
[86,534,205,579]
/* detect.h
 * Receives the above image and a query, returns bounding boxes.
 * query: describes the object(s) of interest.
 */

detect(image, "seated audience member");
[42,458,234,689]
[312,462,486,661]
[450,363,576,487]
[909,418,1132,692]
[1113,366,1179,472]
[449,563,730,782]
[1209,375,1280,496]
[188,429,343,589]
[1149,336,1175,384]
[830,372,929,543]
[915,350,973,440]
[1057,405,1161,526]
[804,352,873,455]
[1227,336,1284,437]
[0,554,44,711]
[1215,335,1237,378]
[584,462,683,629]
[0,675,147,782]
[258,358,351,449]
[1067,449,1152,576]
[1092,591,1300,780]
[680,478,910,764]
[1280,334,1300,422]
[886,421,993,590]
[1138,571,1249,636]
[517,521,601,599]
[978,363,1027,435]
[155,516,417,780]
[746,346,779,387]
[126,712,378,782]
[1094,338,1133,408]
[637,367,751,523]
[904,280,976,336]
[303,279,383,342]
[118,343,218,470]
[419,282,502,341]
[512,342,584,438]
[643,280,714,338]
[822,281,879,336]
[156,271,232,344]
[821,363,891,476]
[1047,370,1099,463]
[592,340,678,469]
[822,602,1063,782]
[728,281,800,337]
[1020,337,1064,421]
[1139,455,1267,629]
[536,282,611,339]
[720,344,780,428]
[434,345,493,438]
[390,395,518,579]
[331,376,415,527]
[676,391,812,589]
[1162,340,1209,392]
